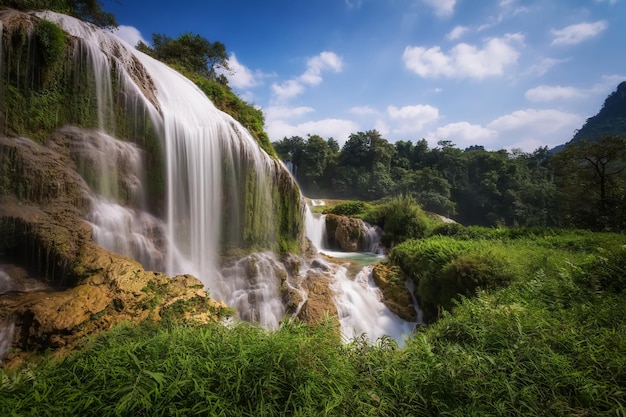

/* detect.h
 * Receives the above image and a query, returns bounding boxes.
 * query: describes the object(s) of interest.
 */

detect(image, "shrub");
[430,222,466,237]
[325,201,365,216]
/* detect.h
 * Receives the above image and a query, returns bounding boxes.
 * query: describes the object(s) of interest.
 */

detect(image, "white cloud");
[111,25,149,47]
[446,25,469,41]
[423,0,457,17]
[345,0,363,9]
[426,122,497,147]
[266,118,359,146]
[299,52,343,86]
[270,51,343,102]
[265,106,315,120]
[551,21,608,46]
[387,104,440,134]
[525,75,626,103]
[271,80,305,101]
[523,57,570,77]
[349,106,379,116]
[525,85,587,102]
[403,34,522,79]
[224,53,268,89]
[487,109,584,149]
[594,0,618,5]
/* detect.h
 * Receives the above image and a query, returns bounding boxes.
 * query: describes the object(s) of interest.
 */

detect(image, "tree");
[6,0,117,27]
[272,136,305,174]
[552,136,626,231]
[139,33,229,82]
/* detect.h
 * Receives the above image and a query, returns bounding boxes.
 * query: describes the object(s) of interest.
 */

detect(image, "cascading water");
[27,11,416,340]
[332,265,415,343]
[36,11,283,326]
[303,203,418,343]
[304,206,327,250]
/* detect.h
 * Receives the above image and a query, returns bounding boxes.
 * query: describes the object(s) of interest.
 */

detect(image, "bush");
[418,252,513,322]
[377,195,429,246]
[325,201,365,216]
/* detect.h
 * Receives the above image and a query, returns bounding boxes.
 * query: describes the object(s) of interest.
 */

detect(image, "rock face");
[372,263,417,322]
[325,214,370,252]
[0,133,231,367]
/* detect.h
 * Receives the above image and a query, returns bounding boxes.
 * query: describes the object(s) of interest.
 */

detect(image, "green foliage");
[324,200,365,216]
[552,136,626,232]
[139,33,228,81]
[5,0,117,27]
[3,240,626,417]
[373,195,430,246]
[390,229,626,323]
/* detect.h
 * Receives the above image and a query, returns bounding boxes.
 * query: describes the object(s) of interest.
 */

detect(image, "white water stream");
[304,206,417,343]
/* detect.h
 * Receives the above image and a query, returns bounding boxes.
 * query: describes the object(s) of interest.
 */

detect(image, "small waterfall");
[362,222,385,254]
[305,206,327,250]
[331,265,415,344]
[219,252,286,329]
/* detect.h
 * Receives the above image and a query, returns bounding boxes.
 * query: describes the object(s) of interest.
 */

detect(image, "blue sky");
[107,0,626,152]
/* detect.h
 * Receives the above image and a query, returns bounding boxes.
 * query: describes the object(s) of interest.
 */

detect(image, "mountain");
[553,81,626,152]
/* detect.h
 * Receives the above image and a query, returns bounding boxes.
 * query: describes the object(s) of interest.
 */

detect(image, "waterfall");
[305,206,327,250]
[363,222,385,254]
[25,12,415,341]
[35,11,280,313]
[331,265,415,343]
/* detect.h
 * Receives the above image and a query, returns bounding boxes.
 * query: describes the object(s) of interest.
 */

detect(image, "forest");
[274,132,626,232]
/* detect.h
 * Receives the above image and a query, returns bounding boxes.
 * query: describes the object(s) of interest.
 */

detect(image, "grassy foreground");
[1,229,625,416]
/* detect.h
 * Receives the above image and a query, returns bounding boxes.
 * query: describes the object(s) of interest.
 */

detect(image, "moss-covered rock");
[372,262,417,322]
[325,213,370,252]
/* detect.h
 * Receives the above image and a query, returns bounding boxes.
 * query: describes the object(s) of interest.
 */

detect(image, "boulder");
[372,263,417,322]
[325,214,370,252]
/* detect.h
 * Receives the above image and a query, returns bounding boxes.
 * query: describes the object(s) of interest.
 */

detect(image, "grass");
[1,229,626,416]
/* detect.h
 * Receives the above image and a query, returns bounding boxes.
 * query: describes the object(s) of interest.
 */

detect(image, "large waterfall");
[14,11,416,342]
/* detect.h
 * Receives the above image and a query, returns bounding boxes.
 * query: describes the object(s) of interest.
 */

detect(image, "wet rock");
[298,273,339,325]
[372,263,417,322]
[325,214,370,252]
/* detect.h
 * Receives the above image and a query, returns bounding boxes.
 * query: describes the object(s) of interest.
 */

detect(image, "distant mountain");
[552,81,626,152]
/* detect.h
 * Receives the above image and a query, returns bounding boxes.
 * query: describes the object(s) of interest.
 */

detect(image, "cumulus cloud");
[446,25,469,41]
[487,109,584,149]
[271,80,305,101]
[427,122,497,147]
[265,106,315,120]
[271,51,343,102]
[525,85,587,102]
[551,21,608,46]
[403,33,523,79]
[300,52,343,86]
[266,118,359,146]
[111,25,149,47]
[387,104,440,134]
[224,53,271,89]
[423,0,457,17]
[349,106,380,116]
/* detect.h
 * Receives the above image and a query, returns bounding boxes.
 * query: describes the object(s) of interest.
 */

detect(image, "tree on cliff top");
[137,33,230,85]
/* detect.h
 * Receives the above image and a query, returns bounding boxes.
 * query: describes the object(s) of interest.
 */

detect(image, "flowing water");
[304,204,418,343]
[25,12,417,342]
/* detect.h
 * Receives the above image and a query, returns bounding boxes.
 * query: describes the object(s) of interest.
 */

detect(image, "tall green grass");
[1,230,625,416]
